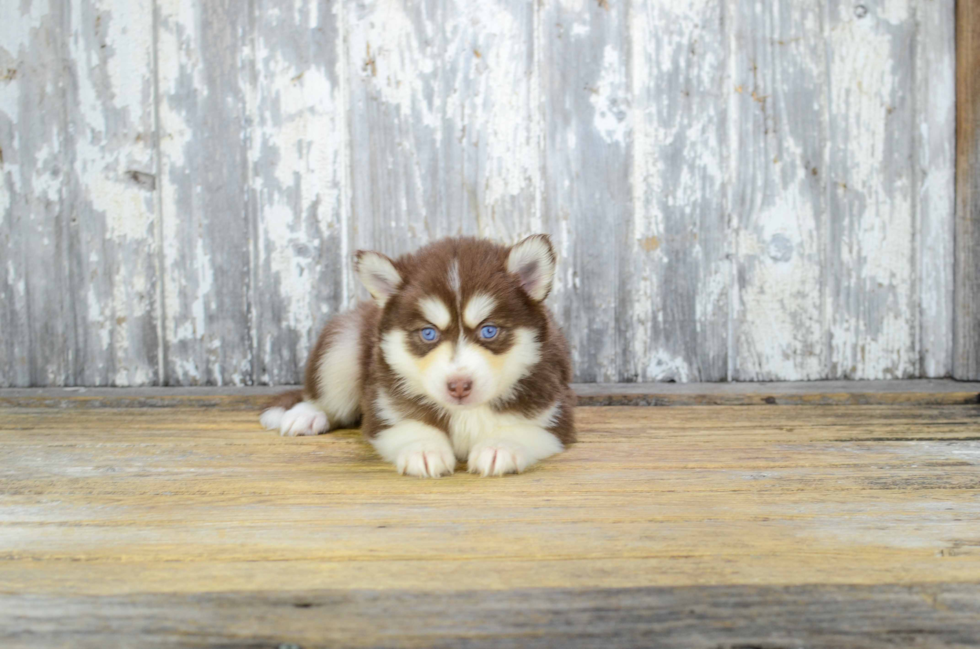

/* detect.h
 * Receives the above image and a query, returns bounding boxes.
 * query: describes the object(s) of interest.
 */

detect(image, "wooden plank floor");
[2,402,980,647]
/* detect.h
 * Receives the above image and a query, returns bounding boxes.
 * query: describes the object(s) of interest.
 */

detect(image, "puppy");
[260,234,576,477]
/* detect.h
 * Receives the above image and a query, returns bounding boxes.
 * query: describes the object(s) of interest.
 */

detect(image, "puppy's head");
[356,235,556,410]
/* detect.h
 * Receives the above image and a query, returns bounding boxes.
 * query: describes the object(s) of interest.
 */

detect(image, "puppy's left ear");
[507,234,556,302]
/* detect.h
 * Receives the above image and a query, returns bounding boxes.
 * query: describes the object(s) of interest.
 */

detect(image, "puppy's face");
[356,236,556,410]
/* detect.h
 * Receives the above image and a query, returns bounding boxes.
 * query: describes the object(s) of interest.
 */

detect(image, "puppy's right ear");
[355,250,403,307]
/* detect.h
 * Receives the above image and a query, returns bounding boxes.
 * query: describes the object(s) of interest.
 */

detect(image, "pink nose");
[447,377,473,400]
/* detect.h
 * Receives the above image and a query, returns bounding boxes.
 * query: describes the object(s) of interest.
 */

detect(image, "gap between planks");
[0,380,977,409]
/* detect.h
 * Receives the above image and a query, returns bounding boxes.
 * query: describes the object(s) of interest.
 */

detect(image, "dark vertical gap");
[723,0,735,382]
[820,0,834,379]
[911,0,923,377]
[59,0,79,386]
[151,0,168,386]
[245,0,259,385]
[617,0,632,383]
[339,0,354,308]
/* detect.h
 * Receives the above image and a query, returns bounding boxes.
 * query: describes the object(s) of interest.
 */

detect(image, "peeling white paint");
[253,41,340,339]
[874,0,910,25]
[590,45,630,146]
[0,0,959,385]
[728,0,828,385]
[349,0,439,132]
[461,2,537,209]
[827,0,916,379]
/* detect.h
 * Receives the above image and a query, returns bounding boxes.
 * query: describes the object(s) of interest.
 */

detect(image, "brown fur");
[263,389,304,412]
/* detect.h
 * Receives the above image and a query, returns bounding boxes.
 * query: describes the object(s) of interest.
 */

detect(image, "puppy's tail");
[259,389,304,430]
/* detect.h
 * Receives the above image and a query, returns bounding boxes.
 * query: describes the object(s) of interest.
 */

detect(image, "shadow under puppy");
[261,235,576,477]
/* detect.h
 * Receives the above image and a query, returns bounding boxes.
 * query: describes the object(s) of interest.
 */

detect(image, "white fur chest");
[448,404,558,461]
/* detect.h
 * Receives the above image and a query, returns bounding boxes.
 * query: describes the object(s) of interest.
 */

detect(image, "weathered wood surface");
[0,0,960,386]
[3,584,980,649]
[1,2,76,387]
[156,0,254,386]
[250,0,349,386]
[1,379,979,409]
[629,0,729,383]
[826,0,917,380]
[1,403,979,646]
[730,0,826,381]
[66,0,161,387]
[919,0,956,378]
[957,0,980,381]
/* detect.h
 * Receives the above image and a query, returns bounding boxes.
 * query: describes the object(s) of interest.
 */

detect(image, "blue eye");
[480,325,499,340]
[420,327,439,342]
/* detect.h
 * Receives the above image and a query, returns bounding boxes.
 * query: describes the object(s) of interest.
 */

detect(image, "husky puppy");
[260,235,575,477]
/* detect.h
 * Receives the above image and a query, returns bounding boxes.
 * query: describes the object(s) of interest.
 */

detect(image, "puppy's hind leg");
[306,303,375,429]
[260,390,330,437]
[260,302,376,437]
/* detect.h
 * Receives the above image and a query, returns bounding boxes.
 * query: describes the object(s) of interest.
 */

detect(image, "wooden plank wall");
[0,0,958,386]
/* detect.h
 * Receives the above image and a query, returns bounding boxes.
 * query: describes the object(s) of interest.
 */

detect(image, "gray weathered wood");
[345,0,537,260]
[2,584,980,649]
[540,0,630,382]
[65,0,161,386]
[628,0,729,383]
[916,0,956,378]
[0,2,75,386]
[826,0,917,379]
[0,0,963,386]
[956,0,980,380]
[731,0,827,381]
[249,0,349,385]
[156,0,254,385]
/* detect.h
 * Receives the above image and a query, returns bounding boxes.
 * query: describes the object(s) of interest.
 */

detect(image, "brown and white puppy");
[260,235,575,477]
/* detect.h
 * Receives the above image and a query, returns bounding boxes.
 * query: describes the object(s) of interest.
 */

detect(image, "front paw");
[396,444,456,478]
[468,441,528,477]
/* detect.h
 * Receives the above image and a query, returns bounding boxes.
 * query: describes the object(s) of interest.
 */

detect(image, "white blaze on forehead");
[448,258,461,308]
[463,293,496,329]
[419,296,452,329]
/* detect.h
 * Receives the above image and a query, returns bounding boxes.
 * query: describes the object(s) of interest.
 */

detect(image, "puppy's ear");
[507,234,556,302]
[355,250,403,306]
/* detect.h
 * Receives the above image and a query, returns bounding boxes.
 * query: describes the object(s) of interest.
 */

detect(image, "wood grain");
[629,0,729,382]
[65,0,161,386]
[956,0,980,380]
[916,0,956,378]
[731,0,826,381]
[1,403,979,645]
[0,2,75,386]
[539,0,629,382]
[156,0,253,385]
[826,0,917,379]
[249,0,349,385]
[0,1,960,386]
[1,380,978,409]
[345,0,537,258]
[2,584,979,648]
[1,405,979,591]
